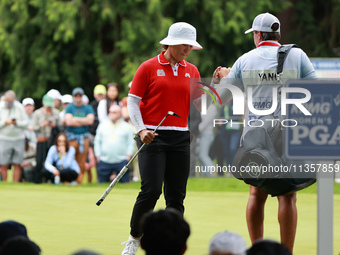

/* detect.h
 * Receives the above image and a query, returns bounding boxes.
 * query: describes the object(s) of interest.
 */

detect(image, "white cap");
[245,12,280,34]
[209,231,247,255]
[82,94,89,104]
[61,94,73,104]
[159,22,202,50]
[47,89,62,100]
[22,98,34,106]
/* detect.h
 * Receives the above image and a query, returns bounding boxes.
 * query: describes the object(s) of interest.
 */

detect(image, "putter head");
[168,111,181,118]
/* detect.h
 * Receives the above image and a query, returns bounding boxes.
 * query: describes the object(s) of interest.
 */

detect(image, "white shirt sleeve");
[97,99,108,123]
[127,95,146,133]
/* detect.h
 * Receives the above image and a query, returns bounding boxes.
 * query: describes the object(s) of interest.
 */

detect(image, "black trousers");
[130,130,190,237]
[42,168,78,182]
[34,141,48,183]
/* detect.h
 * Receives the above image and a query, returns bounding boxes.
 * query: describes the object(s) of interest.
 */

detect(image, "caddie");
[215,12,317,254]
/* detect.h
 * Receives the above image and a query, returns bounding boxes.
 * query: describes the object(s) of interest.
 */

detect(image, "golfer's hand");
[212,66,222,84]
[139,129,158,145]
[219,67,231,78]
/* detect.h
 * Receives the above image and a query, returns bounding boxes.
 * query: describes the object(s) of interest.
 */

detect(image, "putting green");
[0,178,339,255]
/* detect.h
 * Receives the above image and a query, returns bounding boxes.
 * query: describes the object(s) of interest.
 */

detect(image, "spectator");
[120,81,131,123]
[21,137,37,182]
[82,94,89,105]
[64,87,94,184]
[32,94,60,183]
[246,239,291,255]
[121,97,129,122]
[87,84,107,184]
[59,94,73,129]
[47,89,62,110]
[83,91,96,183]
[89,84,107,137]
[97,83,120,123]
[43,133,80,184]
[84,145,96,183]
[0,236,41,255]
[139,209,190,255]
[22,97,37,144]
[0,220,28,251]
[94,105,135,183]
[0,90,28,182]
[209,231,247,255]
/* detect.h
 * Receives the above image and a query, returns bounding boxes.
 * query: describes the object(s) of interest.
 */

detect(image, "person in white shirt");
[215,13,316,254]
[0,90,28,182]
[94,105,135,183]
[97,83,120,123]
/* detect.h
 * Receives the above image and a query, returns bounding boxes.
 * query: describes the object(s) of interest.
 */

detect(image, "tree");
[285,0,340,57]
[0,0,338,102]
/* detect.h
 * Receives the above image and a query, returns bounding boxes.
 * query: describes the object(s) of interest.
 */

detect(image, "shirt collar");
[257,40,281,48]
[111,118,123,125]
[158,51,187,67]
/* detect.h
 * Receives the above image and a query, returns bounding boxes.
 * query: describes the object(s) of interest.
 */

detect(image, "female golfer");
[122,22,203,255]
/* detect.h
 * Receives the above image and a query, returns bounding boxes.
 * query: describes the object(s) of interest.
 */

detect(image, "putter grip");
[96,199,103,206]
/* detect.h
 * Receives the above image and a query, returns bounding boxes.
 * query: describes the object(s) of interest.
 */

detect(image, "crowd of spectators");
[0,82,244,184]
[0,84,139,184]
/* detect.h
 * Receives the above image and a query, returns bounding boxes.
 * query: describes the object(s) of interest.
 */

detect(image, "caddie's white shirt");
[227,40,317,142]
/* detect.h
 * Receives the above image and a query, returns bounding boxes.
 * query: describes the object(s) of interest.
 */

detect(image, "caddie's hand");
[219,67,231,78]
[139,129,158,145]
[212,66,222,84]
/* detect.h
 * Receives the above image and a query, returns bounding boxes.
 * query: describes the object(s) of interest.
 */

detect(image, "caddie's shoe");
[121,238,140,255]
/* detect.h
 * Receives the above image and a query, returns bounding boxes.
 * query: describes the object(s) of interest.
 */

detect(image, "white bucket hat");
[159,22,202,50]
[245,12,280,34]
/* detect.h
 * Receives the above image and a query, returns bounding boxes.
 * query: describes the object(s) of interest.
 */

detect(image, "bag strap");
[277,44,299,83]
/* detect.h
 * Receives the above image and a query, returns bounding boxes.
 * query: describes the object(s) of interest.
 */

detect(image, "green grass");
[1,178,340,255]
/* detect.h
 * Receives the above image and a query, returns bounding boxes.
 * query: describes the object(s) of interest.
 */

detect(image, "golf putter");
[96,111,181,206]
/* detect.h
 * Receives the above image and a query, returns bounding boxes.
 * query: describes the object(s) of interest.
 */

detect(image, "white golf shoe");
[121,237,140,255]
